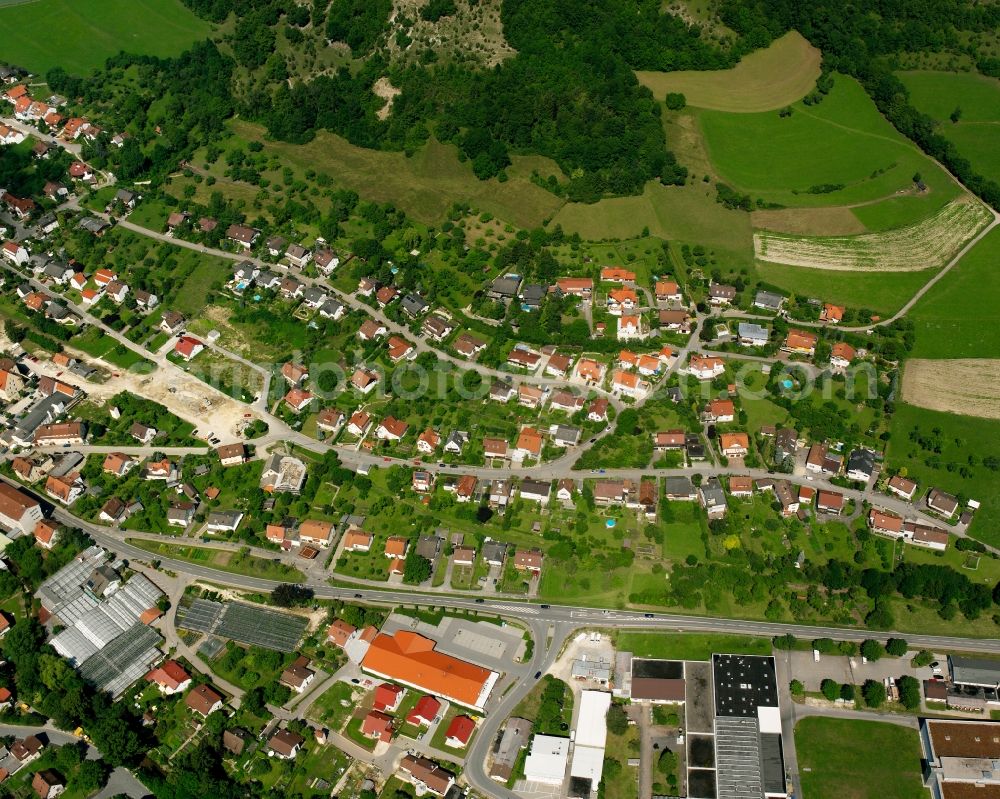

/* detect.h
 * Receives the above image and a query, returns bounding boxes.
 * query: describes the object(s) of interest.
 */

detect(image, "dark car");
[475,598,485,604]
[534,671,542,679]
[540,604,550,609]
[354,593,363,598]
[644,613,654,618]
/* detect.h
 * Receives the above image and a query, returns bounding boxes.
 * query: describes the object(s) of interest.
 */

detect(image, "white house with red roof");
[174,336,204,361]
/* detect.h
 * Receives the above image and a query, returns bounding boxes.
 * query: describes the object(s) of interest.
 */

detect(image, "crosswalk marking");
[490,603,540,614]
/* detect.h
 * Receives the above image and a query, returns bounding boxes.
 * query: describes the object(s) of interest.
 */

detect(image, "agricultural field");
[900,70,1000,181]
[636,31,821,112]
[697,74,960,209]
[901,359,1000,420]
[795,718,926,799]
[907,226,1000,359]
[754,198,992,271]
[751,206,866,236]
[229,121,564,229]
[0,0,212,75]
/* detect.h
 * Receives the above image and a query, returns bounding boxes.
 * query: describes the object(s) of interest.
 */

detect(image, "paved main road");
[35,490,1000,656]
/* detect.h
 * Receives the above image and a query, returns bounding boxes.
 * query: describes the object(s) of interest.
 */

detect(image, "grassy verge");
[614,632,772,660]
[126,538,304,581]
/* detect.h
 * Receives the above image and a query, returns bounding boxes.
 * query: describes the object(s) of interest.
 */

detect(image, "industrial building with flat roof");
[711,654,786,799]
[36,546,164,696]
[921,718,1000,799]
[630,659,686,703]
[524,734,570,785]
[569,690,612,795]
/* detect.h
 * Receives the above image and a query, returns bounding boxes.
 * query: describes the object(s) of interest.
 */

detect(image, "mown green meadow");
[796,718,926,799]
[698,74,959,209]
[0,0,211,75]
[757,262,936,315]
[907,226,1000,359]
[900,70,1000,182]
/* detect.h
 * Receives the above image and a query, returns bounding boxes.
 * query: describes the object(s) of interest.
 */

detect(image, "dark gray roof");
[664,476,695,496]
[753,290,784,310]
[520,284,546,304]
[712,654,778,717]
[490,275,521,297]
[847,448,875,477]
[401,294,428,316]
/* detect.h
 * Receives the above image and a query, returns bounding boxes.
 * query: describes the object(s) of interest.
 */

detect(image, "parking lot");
[784,649,934,691]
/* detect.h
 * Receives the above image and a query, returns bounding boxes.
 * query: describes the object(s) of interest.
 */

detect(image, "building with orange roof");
[719,432,750,458]
[146,660,192,694]
[102,452,135,477]
[600,267,636,283]
[820,304,844,323]
[728,476,753,497]
[376,416,408,441]
[284,388,314,413]
[869,508,904,537]
[705,399,735,422]
[299,519,333,547]
[387,335,414,362]
[417,428,440,454]
[607,288,637,313]
[611,369,650,399]
[655,280,682,302]
[343,529,373,552]
[637,354,661,376]
[362,631,499,710]
[556,277,594,297]
[327,619,357,648]
[830,342,856,368]
[688,355,725,380]
[574,358,605,383]
[513,427,543,462]
[384,536,409,559]
[783,329,818,356]
[617,314,645,340]
[362,710,394,743]
[33,519,60,550]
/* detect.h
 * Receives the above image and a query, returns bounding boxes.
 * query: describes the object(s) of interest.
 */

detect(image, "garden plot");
[901,359,1000,420]
[754,198,993,271]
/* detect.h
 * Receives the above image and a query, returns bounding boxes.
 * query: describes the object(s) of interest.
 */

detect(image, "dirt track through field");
[755,198,992,271]
[901,359,1000,420]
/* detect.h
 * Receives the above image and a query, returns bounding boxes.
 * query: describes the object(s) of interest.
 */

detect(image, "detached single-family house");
[719,432,749,459]
[887,475,917,501]
[783,329,818,356]
[376,416,408,441]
